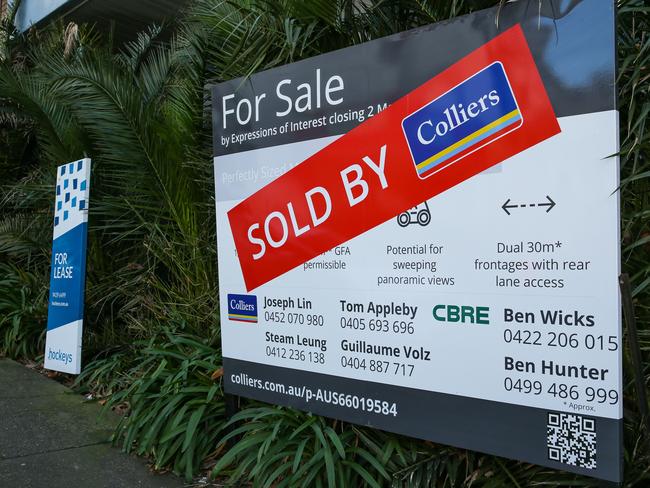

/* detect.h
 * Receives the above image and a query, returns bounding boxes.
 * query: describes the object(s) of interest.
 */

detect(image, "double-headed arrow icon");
[502,195,556,215]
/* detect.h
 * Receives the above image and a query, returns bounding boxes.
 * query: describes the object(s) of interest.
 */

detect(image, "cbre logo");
[402,62,523,179]
[432,304,490,325]
[227,294,258,323]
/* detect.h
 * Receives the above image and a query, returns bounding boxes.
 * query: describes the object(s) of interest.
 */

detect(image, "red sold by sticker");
[228,25,561,291]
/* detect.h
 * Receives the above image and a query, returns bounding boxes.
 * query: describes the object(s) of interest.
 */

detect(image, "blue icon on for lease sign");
[227,294,258,323]
[402,62,523,179]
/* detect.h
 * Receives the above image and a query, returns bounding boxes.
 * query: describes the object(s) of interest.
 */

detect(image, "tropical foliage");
[1,0,649,486]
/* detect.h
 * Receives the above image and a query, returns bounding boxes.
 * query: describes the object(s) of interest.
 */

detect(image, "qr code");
[547,412,597,469]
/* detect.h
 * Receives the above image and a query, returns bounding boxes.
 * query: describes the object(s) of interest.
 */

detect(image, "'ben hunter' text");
[505,356,609,380]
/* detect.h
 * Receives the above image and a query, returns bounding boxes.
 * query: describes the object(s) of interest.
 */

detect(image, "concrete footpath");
[0,359,185,488]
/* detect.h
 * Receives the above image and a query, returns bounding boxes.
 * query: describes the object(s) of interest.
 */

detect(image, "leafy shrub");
[105,329,224,480]
[0,263,47,358]
[213,406,390,488]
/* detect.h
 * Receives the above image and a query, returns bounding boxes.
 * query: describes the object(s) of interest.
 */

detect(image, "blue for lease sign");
[44,158,91,374]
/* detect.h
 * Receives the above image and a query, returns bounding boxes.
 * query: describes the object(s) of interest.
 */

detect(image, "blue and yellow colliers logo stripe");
[228,313,258,322]
[402,62,523,179]
[416,108,521,175]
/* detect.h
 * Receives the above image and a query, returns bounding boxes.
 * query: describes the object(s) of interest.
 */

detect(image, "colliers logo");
[402,62,523,179]
[228,294,258,323]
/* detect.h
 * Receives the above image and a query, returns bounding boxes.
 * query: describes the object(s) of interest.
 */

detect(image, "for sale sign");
[213,0,621,482]
[228,26,559,291]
